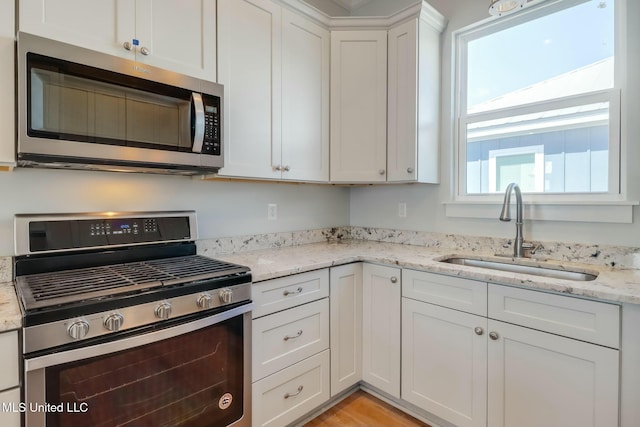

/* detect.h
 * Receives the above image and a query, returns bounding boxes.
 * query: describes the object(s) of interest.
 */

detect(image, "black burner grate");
[16,255,249,310]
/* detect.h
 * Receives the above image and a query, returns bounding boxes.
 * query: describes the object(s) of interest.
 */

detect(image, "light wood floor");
[303,390,432,427]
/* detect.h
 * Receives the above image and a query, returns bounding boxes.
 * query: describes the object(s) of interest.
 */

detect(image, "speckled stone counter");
[3,226,640,332]
[0,282,21,332]
[215,240,640,305]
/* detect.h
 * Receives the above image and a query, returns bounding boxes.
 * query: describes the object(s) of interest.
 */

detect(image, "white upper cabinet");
[217,0,329,182]
[18,0,216,80]
[217,0,282,180]
[281,9,330,182]
[0,0,15,167]
[387,10,443,183]
[330,4,444,184]
[330,30,388,183]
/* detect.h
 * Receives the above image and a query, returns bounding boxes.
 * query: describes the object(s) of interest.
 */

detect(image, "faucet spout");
[500,183,526,257]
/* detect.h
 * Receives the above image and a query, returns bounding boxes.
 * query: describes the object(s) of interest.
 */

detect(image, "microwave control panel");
[202,95,221,155]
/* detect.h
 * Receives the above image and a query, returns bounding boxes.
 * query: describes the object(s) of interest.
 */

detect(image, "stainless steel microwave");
[17,32,224,175]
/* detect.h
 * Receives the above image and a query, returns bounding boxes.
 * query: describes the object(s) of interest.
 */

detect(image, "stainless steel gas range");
[14,211,252,427]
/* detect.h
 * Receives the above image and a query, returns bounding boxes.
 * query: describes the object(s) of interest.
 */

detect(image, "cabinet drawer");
[252,269,329,318]
[253,298,329,381]
[252,349,330,427]
[0,331,19,390]
[488,284,620,348]
[0,387,20,427]
[403,269,487,316]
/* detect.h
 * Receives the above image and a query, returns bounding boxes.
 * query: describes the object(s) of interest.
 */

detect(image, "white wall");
[350,0,640,247]
[0,168,349,256]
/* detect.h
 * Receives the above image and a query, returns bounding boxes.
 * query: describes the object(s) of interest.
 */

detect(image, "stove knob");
[219,288,233,304]
[155,302,172,319]
[67,320,90,340]
[104,313,124,332]
[197,293,213,309]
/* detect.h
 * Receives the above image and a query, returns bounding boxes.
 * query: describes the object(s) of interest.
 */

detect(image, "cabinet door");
[402,298,487,427]
[0,388,20,427]
[281,10,329,182]
[0,331,19,390]
[135,0,216,80]
[330,31,387,183]
[387,19,418,182]
[488,319,619,427]
[19,0,134,58]
[330,263,362,396]
[217,0,282,179]
[362,264,400,398]
[0,0,15,166]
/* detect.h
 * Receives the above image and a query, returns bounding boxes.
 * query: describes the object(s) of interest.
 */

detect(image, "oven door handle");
[25,303,253,372]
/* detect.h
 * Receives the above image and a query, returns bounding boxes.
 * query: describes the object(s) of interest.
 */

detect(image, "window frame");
[452,0,626,206]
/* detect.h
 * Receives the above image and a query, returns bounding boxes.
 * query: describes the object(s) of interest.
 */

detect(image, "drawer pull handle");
[283,287,303,296]
[284,385,304,399]
[284,330,303,341]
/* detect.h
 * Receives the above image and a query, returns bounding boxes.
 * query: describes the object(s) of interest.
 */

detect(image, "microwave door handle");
[191,93,205,153]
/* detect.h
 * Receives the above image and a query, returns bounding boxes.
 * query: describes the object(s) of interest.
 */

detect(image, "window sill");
[444,200,638,223]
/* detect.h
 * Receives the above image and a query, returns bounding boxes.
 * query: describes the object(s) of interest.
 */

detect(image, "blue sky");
[467,0,615,108]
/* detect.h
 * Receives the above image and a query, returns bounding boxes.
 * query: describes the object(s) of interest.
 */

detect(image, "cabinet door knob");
[123,41,133,51]
[407,167,414,173]
[273,165,282,171]
[379,169,386,175]
[474,327,484,336]
[489,331,499,340]
[140,46,151,56]
[390,276,398,284]
[283,165,291,172]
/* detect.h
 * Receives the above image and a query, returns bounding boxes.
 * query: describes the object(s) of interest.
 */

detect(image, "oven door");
[24,304,252,427]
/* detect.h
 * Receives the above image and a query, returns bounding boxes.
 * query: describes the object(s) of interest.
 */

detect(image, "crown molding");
[276,0,447,31]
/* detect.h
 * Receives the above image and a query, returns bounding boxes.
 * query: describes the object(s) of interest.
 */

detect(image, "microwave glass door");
[28,53,197,152]
[43,315,245,427]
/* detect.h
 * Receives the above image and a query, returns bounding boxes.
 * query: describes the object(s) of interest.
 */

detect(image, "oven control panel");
[23,282,252,354]
[23,214,193,253]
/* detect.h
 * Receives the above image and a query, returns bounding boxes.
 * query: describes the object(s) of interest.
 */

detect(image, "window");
[455,0,621,200]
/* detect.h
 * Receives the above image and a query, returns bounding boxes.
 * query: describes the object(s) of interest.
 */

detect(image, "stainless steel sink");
[439,257,598,281]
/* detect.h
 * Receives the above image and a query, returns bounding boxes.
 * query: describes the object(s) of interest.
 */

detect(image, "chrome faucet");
[499,183,533,258]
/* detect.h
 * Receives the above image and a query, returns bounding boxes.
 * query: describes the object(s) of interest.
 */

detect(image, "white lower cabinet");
[0,387,20,427]
[0,331,19,427]
[252,349,330,427]
[401,269,620,427]
[402,298,488,427]
[362,263,401,398]
[487,319,619,427]
[329,263,363,397]
[251,269,330,427]
[252,298,329,382]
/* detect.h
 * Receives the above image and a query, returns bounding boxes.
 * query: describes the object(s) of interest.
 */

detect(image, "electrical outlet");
[398,202,407,218]
[268,203,278,220]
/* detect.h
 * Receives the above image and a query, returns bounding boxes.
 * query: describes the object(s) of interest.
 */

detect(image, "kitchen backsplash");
[2,227,638,283]
[199,226,640,270]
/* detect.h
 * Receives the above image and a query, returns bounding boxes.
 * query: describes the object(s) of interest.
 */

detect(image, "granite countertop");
[2,239,640,332]
[0,281,21,332]
[218,240,640,305]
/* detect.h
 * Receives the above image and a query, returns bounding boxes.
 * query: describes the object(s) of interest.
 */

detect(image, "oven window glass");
[45,315,244,427]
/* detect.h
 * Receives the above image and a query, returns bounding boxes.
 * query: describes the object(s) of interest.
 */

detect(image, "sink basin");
[439,257,598,281]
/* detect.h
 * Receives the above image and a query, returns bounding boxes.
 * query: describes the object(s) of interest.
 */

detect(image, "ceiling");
[329,0,374,11]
